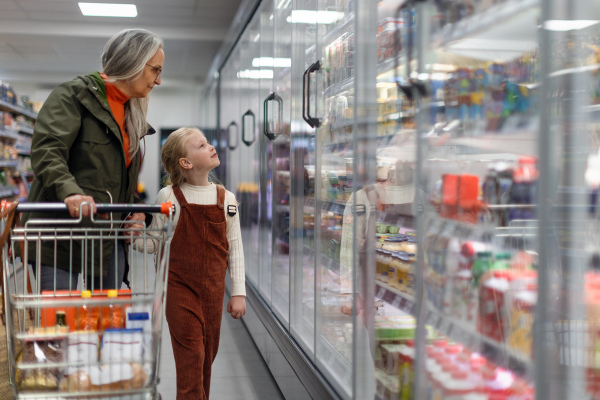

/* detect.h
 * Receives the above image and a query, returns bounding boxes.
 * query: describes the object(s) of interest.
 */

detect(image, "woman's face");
[128,47,164,98]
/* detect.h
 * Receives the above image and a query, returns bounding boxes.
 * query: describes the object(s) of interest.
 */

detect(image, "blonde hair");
[161,126,221,187]
[101,29,163,160]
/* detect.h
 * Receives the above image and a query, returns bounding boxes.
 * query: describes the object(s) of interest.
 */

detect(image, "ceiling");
[0,0,243,91]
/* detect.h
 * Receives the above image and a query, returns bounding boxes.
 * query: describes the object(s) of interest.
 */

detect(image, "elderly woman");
[22,29,164,291]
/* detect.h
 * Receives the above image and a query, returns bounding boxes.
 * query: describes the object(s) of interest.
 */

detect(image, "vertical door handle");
[302,65,311,127]
[263,92,283,140]
[304,61,322,128]
[227,121,239,150]
[394,2,414,100]
[394,1,428,99]
[242,109,256,146]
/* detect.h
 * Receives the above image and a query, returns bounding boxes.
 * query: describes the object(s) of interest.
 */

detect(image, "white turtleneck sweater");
[142,183,246,297]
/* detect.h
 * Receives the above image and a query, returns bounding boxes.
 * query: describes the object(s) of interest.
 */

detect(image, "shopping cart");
[1,201,174,399]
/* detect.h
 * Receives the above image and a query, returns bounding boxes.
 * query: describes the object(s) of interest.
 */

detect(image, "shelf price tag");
[377,286,386,299]
[392,296,402,309]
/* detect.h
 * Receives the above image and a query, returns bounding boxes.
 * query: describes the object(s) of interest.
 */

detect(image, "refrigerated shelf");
[304,245,341,275]
[322,12,355,45]
[436,0,539,48]
[446,130,538,157]
[375,281,533,378]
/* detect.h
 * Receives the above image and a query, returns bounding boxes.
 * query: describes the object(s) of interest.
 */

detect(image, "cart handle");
[2,202,174,216]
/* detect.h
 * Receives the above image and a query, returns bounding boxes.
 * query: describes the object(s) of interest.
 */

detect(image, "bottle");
[55,310,68,334]
[78,290,98,331]
[100,290,123,331]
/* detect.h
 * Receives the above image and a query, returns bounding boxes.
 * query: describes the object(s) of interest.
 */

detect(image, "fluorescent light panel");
[78,2,137,17]
[287,10,344,24]
[237,69,274,79]
[542,20,599,31]
[252,57,291,68]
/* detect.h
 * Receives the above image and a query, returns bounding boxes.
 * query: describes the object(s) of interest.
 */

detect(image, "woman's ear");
[179,158,192,170]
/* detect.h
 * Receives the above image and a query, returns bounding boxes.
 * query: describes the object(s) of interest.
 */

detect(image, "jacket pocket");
[207,220,228,250]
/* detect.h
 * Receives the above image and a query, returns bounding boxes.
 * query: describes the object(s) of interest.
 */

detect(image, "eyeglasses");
[146,64,162,80]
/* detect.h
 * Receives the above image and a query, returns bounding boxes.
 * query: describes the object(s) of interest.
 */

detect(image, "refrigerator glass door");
[271,0,294,325]
[314,0,355,397]
[290,0,318,357]
[259,0,275,302]
[238,17,261,287]
[414,1,541,397]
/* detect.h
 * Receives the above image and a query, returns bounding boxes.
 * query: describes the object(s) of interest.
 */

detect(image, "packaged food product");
[17,329,67,391]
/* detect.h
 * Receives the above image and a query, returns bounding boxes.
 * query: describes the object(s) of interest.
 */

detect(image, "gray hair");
[101,29,163,159]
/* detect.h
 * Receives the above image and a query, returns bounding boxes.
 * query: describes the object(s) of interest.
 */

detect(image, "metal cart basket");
[1,201,174,399]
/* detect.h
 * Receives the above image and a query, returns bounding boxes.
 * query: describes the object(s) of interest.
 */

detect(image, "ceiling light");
[237,69,274,79]
[541,20,599,31]
[79,2,137,17]
[253,33,261,42]
[252,57,291,68]
[287,10,344,24]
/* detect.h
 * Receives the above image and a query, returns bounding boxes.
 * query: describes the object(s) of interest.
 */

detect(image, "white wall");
[12,82,202,202]
[143,86,202,200]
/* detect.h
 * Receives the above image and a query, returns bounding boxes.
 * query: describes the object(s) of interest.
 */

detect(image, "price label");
[377,287,386,299]
[392,296,402,309]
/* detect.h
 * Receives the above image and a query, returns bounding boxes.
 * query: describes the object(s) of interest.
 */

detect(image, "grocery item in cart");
[78,290,99,331]
[99,290,124,330]
[16,328,67,391]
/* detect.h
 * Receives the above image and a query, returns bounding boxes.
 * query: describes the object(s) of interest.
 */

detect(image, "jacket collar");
[77,73,156,139]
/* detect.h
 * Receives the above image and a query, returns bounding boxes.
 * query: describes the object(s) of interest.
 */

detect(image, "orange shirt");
[100,73,131,167]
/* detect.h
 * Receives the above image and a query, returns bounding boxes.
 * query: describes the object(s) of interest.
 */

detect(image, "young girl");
[149,126,246,399]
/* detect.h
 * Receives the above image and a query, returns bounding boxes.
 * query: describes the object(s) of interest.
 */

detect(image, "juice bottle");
[100,290,123,330]
[78,290,98,331]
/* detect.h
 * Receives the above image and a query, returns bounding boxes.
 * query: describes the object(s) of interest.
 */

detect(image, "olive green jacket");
[21,72,155,274]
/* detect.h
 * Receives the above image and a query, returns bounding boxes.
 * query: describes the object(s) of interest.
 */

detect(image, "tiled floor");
[157,297,285,400]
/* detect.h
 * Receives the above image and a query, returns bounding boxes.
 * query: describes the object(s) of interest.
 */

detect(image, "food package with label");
[16,327,68,391]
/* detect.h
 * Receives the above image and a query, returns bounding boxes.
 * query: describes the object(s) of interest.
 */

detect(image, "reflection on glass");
[271,0,293,323]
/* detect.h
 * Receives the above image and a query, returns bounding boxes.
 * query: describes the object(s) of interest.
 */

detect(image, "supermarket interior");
[3,0,600,399]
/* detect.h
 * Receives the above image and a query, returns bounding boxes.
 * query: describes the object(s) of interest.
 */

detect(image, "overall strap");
[172,186,188,207]
[216,185,225,210]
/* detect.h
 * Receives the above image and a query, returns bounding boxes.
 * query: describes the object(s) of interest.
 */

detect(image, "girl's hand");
[227,296,246,319]
[123,213,145,243]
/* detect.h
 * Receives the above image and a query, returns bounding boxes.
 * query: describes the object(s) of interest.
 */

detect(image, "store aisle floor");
[157,296,285,399]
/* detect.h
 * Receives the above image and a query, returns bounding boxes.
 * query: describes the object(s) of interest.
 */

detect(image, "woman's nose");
[155,75,161,85]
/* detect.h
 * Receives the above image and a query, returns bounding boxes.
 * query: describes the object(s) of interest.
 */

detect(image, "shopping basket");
[1,201,174,399]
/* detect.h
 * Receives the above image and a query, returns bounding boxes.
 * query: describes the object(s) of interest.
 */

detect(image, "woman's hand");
[227,296,246,319]
[64,194,96,218]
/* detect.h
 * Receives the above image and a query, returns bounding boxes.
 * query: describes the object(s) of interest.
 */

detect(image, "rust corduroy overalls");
[166,185,229,399]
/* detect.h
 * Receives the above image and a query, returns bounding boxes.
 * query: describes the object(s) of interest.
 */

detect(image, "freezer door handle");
[302,63,313,127]
[242,109,256,146]
[263,92,283,140]
[227,121,239,150]
[394,1,428,100]
[305,60,322,128]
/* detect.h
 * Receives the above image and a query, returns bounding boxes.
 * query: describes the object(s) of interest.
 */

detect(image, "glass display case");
[199,0,600,398]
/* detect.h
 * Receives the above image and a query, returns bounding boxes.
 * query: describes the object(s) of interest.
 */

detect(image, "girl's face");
[127,47,164,98]
[181,130,219,173]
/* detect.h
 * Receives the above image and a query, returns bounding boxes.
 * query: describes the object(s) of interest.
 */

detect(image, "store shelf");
[436,0,539,48]
[0,128,20,140]
[322,12,355,45]
[375,281,532,377]
[0,186,18,199]
[320,335,353,391]
[18,126,34,135]
[0,99,37,120]
[445,130,537,156]
[305,196,347,216]
[324,77,355,99]
[304,245,341,275]
[17,149,31,157]
[0,160,18,168]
